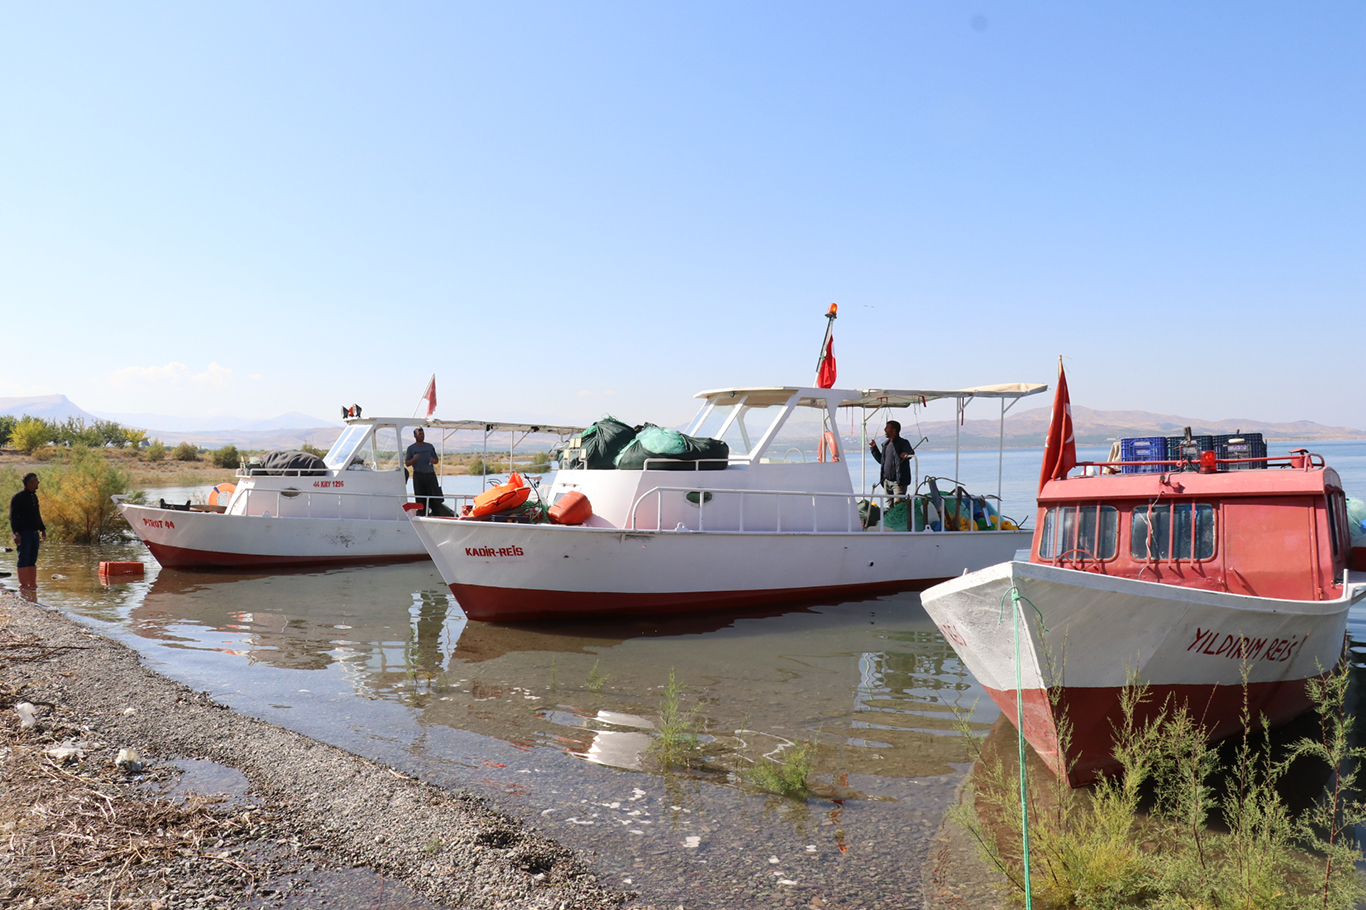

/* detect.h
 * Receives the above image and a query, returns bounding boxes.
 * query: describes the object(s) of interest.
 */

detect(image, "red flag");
[1038,359,1075,492]
[816,336,836,388]
[421,375,437,418]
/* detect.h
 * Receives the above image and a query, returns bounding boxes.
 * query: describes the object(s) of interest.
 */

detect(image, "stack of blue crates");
[1119,436,1168,474]
[1214,432,1267,469]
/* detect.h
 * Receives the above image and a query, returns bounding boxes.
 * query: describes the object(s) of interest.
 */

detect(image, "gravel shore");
[0,588,637,909]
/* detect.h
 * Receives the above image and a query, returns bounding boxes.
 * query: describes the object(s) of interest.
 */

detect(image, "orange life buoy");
[471,473,530,517]
[817,431,840,463]
[208,483,236,506]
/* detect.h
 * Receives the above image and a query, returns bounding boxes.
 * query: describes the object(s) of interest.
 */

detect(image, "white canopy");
[843,383,1048,409]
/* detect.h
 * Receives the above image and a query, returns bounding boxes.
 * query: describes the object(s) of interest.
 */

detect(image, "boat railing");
[223,485,479,521]
[627,485,1016,534]
[1073,451,1325,474]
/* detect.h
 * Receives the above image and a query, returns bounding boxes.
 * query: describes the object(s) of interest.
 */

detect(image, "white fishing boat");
[920,366,1366,785]
[408,381,1046,621]
[115,416,580,569]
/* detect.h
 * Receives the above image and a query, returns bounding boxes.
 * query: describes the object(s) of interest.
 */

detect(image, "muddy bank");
[0,589,636,909]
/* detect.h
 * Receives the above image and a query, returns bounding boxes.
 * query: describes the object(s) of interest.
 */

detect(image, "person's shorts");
[16,531,41,568]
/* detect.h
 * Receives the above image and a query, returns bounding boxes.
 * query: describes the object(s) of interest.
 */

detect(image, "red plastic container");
[549,491,592,526]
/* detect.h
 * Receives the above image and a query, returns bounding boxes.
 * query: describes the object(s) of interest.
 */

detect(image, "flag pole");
[813,303,837,385]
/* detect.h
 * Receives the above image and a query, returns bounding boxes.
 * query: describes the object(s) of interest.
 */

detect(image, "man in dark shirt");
[404,428,450,517]
[868,420,915,505]
[9,472,46,587]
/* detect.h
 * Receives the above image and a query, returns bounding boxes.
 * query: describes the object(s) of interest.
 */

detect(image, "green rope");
[1003,585,1036,909]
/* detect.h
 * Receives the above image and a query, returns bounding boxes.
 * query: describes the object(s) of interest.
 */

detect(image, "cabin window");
[1325,492,1343,557]
[372,426,401,471]
[1038,505,1118,560]
[324,426,369,470]
[1130,503,1216,560]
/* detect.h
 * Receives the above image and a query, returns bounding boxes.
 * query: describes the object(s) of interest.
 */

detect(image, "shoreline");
[0,588,635,909]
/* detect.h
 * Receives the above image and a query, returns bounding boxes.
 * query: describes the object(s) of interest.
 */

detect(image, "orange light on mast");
[827,303,838,316]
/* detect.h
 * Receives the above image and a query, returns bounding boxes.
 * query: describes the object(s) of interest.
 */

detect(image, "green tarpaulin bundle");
[614,424,730,471]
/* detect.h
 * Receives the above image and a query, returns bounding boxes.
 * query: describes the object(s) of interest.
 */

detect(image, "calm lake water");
[7,439,1366,908]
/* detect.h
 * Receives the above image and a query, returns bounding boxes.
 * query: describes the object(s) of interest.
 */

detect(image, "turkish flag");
[421,375,437,418]
[816,337,836,389]
[1037,361,1075,492]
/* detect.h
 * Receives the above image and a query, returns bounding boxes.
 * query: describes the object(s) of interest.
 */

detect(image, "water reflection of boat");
[922,373,1366,786]
[116,417,579,569]
[411,382,1045,621]
[127,565,466,683]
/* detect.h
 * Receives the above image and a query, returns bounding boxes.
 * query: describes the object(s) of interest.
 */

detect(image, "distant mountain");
[89,409,340,433]
[897,404,1366,449]
[0,394,103,424]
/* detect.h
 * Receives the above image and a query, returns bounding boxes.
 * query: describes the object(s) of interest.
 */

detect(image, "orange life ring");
[471,473,530,517]
[208,483,236,506]
[817,431,840,463]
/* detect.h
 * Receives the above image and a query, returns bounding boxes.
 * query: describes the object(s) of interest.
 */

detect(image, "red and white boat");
[115,417,579,569]
[920,369,1366,786]
[408,381,1047,621]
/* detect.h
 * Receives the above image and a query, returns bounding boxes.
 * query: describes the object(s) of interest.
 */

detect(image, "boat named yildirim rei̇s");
[920,369,1366,786]
[408,381,1047,621]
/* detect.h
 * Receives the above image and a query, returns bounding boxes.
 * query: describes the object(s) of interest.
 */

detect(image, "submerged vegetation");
[646,669,703,770]
[956,665,1366,909]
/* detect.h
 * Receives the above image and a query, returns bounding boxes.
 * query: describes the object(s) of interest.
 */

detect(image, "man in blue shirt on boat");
[869,421,914,505]
[405,427,452,517]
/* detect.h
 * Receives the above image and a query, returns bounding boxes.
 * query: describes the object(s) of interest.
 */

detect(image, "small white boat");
[116,417,580,569]
[920,368,1366,785]
[408,382,1047,621]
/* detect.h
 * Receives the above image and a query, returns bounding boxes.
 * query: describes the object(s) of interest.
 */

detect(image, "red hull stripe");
[145,541,429,570]
[983,675,1327,787]
[448,577,953,622]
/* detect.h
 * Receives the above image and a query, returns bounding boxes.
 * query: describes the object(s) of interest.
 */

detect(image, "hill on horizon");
[3,394,1364,452]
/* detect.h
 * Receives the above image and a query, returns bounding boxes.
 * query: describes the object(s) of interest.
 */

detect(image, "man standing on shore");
[9,473,46,588]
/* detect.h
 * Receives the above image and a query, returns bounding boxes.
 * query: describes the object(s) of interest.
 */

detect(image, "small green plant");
[424,838,441,856]
[745,741,815,798]
[172,441,199,462]
[585,659,608,692]
[548,657,556,691]
[646,669,701,770]
[211,445,241,469]
[143,439,167,462]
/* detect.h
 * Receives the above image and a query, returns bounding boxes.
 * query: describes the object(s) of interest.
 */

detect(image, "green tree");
[172,441,200,462]
[143,439,167,462]
[211,445,241,469]
[10,416,55,454]
[0,415,16,448]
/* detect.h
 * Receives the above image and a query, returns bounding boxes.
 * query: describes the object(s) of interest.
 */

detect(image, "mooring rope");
[999,584,1045,909]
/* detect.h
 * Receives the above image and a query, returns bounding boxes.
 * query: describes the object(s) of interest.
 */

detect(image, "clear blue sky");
[2,3,1362,431]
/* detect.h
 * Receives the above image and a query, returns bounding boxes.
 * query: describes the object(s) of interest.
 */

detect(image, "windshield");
[324,425,370,470]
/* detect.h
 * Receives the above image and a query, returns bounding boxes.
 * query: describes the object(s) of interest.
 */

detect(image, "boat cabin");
[1033,450,1352,600]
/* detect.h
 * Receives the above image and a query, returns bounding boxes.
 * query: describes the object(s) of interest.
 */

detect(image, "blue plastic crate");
[1120,436,1168,474]
[1215,432,1267,469]
[1166,435,1215,463]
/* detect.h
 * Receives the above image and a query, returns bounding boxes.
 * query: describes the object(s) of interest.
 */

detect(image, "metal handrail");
[627,485,1018,534]
[216,485,479,521]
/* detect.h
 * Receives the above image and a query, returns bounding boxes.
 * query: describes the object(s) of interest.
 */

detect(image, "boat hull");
[409,518,1032,621]
[118,502,429,569]
[920,560,1363,785]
